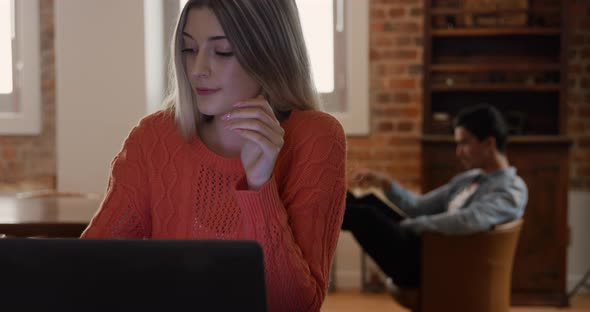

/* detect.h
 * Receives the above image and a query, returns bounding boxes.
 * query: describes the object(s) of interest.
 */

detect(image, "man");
[342,104,528,288]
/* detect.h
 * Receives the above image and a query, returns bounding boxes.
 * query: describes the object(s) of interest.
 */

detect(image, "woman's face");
[182,8,261,117]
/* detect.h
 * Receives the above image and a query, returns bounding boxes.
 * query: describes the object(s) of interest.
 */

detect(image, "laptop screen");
[0,239,267,312]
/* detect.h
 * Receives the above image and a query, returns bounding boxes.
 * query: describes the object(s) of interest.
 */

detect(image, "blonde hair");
[164,0,320,140]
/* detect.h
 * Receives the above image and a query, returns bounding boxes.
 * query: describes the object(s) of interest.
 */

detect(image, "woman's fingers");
[231,96,276,120]
[222,98,284,147]
[233,128,282,156]
[224,118,284,147]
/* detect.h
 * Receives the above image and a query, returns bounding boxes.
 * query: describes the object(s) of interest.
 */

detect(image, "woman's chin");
[196,106,222,119]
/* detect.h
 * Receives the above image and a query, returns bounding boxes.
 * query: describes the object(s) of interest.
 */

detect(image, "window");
[0,0,42,135]
[177,0,368,134]
[296,0,369,135]
[0,0,15,112]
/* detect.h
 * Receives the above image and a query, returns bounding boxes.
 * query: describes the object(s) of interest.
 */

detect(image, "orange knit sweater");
[82,109,347,311]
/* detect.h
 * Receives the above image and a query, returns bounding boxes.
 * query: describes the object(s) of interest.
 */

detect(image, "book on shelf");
[347,187,409,221]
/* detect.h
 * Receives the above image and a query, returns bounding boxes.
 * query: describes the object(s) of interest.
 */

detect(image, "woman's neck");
[197,116,244,158]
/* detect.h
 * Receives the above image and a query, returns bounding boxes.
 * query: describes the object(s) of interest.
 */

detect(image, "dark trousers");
[342,193,422,288]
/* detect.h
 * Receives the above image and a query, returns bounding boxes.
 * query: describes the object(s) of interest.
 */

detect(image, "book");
[347,187,409,220]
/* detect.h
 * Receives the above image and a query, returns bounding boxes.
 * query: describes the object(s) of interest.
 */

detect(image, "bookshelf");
[422,0,571,306]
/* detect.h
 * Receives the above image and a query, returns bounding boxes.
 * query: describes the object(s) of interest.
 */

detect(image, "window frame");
[326,0,369,135]
[0,0,42,135]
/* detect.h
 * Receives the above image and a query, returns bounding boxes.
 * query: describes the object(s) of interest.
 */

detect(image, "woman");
[82,0,347,311]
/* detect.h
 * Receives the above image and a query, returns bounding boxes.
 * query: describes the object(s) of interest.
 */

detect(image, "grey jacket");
[386,167,528,235]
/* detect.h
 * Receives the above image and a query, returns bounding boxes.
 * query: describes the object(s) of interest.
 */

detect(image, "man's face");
[454,126,489,170]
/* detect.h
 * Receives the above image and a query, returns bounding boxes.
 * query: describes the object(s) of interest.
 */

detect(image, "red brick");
[371,22,385,33]
[393,22,421,33]
[389,8,405,18]
[371,78,389,90]
[393,92,411,103]
[376,121,395,132]
[397,121,416,132]
[374,36,394,47]
[372,8,386,20]
[372,106,420,118]
[387,136,420,146]
[387,64,407,75]
[395,36,413,46]
[389,78,417,89]
[410,8,423,17]
[370,49,381,61]
[382,49,418,60]
[372,150,396,161]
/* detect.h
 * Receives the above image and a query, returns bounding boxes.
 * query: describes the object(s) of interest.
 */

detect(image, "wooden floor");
[321,291,590,312]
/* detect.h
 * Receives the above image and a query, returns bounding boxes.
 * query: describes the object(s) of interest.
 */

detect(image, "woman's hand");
[222,96,284,190]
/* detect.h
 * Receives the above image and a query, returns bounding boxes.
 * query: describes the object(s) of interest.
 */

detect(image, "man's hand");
[222,96,284,190]
[352,168,394,192]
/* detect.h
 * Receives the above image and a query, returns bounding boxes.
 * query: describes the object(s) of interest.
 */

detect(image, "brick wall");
[568,0,590,190]
[348,0,590,192]
[347,0,424,192]
[0,0,55,191]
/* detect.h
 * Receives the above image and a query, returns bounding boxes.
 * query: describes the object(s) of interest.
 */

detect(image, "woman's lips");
[196,88,220,96]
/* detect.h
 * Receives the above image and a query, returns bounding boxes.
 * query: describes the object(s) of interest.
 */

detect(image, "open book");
[348,187,409,220]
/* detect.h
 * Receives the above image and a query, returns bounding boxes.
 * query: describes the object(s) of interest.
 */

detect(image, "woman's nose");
[190,51,211,79]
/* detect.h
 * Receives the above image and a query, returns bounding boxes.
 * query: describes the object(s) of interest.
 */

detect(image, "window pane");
[296,0,334,93]
[0,0,13,94]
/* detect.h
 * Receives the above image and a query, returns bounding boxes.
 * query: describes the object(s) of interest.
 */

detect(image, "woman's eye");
[216,51,234,57]
[181,48,196,53]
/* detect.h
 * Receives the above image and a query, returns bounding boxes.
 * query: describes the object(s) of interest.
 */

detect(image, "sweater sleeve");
[386,180,450,217]
[81,121,152,239]
[235,114,346,312]
[400,177,528,235]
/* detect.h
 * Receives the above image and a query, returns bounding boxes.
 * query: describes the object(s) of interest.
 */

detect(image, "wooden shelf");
[431,27,561,37]
[431,83,560,92]
[430,7,560,15]
[431,63,561,72]
[424,1,570,306]
[422,135,571,145]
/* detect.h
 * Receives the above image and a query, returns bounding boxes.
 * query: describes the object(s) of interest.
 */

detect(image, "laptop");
[0,239,267,312]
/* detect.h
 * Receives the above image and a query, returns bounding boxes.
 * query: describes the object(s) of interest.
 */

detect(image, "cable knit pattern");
[81,109,347,312]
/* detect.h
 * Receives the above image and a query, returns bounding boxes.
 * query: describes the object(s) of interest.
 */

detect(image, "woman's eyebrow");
[182,32,227,42]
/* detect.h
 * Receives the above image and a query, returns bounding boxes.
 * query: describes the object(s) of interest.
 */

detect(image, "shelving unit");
[422,0,570,306]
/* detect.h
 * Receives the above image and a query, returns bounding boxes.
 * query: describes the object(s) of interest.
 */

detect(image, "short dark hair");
[454,104,509,153]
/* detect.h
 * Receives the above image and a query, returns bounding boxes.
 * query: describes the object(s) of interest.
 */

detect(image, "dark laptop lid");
[0,239,267,312]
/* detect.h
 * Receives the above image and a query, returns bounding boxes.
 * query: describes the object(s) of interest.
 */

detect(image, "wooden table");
[0,195,101,238]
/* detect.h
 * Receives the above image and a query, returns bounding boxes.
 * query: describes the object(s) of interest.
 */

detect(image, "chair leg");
[568,269,590,299]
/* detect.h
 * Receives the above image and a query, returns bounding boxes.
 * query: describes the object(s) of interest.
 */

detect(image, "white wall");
[55,0,150,194]
[568,191,590,294]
